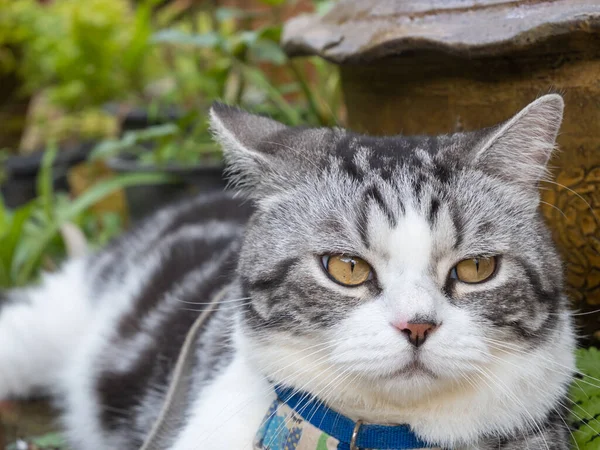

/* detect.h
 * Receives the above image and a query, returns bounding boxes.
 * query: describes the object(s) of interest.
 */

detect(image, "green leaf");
[1,202,34,287]
[31,432,66,446]
[576,347,600,375]
[257,0,286,6]
[37,143,59,222]
[90,139,132,161]
[257,25,282,43]
[90,123,180,161]
[215,7,249,22]
[0,195,8,231]
[6,432,66,450]
[238,63,301,125]
[569,347,600,449]
[250,39,287,65]
[14,172,176,286]
[151,29,221,48]
[315,0,335,16]
[126,123,180,142]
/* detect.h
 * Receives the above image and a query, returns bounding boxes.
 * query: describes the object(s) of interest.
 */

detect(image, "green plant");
[0,0,34,75]
[570,347,600,449]
[151,2,341,127]
[90,110,220,167]
[0,146,174,288]
[85,0,342,168]
[6,0,160,111]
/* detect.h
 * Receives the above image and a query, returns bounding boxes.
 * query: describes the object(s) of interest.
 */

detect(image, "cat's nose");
[395,321,439,348]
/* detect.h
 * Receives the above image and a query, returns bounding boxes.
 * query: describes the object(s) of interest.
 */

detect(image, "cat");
[0,94,576,449]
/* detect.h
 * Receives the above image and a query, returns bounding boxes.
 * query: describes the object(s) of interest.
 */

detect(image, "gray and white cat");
[0,94,576,449]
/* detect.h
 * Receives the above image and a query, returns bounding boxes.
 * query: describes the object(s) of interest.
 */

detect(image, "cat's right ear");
[209,103,288,196]
[470,94,564,189]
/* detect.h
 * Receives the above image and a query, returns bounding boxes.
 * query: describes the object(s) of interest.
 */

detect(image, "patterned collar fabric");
[253,385,441,450]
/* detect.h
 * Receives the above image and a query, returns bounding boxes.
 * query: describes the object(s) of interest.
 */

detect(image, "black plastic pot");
[107,155,226,221]
[103,103,183,134]
[1,142,96,208]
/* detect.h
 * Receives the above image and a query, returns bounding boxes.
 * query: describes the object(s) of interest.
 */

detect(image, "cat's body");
[0,95,576,449]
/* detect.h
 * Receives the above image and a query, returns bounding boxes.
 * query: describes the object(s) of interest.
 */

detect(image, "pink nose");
[394,321,439,348]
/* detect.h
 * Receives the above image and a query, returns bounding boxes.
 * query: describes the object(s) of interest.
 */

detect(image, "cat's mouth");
[389,359,438,379]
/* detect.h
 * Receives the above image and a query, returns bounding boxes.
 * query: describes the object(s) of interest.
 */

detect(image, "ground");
[0,400,66,449]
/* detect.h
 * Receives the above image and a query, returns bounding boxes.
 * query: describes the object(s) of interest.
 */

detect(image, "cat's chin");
[381,360,438,380]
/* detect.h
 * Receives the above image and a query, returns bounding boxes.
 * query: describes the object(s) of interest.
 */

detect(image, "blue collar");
[274,385,435,449]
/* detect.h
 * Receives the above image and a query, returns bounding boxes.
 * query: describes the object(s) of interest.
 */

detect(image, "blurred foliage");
[0,144,174,288]
[1,0,342,159]
[89,0,342,167]
[91,111,221,167]
[0,0,36,75]
[0,0,343,285]
[21,102,119,151]
[6,432,66,450]
[570,347,600,449]
[150,2,341,126]
[2,0,159,110]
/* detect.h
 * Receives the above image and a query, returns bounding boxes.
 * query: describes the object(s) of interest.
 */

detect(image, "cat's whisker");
[482,341,600,392]
[305,368,356,429]
[177,302,254,313]
[563,401,600,438]
[475,366,548,450]
[480,350,587,410]
[174,296,252,306]
[264,348,363,437]
[264,364,352,447]
[539,200,567,219]
[196,359,334,444]
[200,338,351,426]
[480,349,582,401]
[563,308,600,317]
[481,338,600,388]
[469,368,533,450]
[317,369,364,436]
[540,179,600,224]
[284,365,356,443]
[473,345,600,440]
[552,405,581,450]
[197,344,358,444]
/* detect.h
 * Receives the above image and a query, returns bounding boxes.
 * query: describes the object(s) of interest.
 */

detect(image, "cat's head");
[210,95,575,442]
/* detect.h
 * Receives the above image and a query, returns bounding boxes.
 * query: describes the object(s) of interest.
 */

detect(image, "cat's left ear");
[472,94,564,187]
[209,103,295,198]
[210,103,331,199]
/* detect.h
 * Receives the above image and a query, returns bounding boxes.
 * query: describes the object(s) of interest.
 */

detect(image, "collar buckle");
[350,419,363,450]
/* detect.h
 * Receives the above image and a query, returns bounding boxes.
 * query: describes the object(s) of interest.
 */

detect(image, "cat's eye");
[450,256,497,284]
[322,255,373,287]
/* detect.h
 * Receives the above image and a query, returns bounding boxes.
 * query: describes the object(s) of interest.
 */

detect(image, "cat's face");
[210,96,574,415]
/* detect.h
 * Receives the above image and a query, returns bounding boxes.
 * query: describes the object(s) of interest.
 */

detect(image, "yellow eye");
[452,256,497,284]
[322,255,372,287]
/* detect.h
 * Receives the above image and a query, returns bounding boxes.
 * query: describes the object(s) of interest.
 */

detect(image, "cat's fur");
[0,95,576,449]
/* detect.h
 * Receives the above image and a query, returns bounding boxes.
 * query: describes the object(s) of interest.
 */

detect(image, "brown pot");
[283,0,600,343]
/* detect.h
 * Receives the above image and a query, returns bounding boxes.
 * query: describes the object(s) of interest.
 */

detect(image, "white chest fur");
[171,351,275,450]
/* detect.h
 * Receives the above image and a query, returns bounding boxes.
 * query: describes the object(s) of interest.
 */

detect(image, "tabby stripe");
[117,233,235,338]
[428,197,441,226]
[341,157,364,182]
[97,245,239,433]
[357,185,397,248]
[245,257,298,292]
[451,208,464,249]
